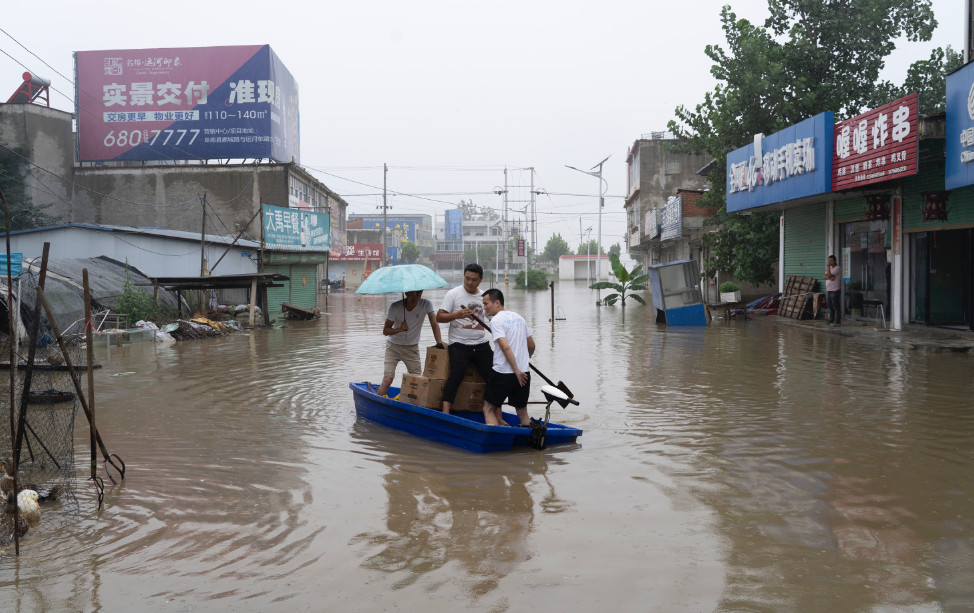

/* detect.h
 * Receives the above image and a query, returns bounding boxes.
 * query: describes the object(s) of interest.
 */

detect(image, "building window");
[665,159,681,175]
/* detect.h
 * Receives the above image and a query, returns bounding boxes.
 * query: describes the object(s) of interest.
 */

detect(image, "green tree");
[608,243,621,258]
[589,253,649,307]
[668,0,937,285]
[400,240,420,264]
[541,233,572,263]
[577,240,606,256]
[0,135,59,231]
[870,45,963,114]
[458,199,500,222]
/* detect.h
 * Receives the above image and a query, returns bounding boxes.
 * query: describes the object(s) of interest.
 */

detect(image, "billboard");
[726,112,833,212]
[262,204,329,252]
[946,61,974,189]
[832,93,918,191]
[75,45,299,163]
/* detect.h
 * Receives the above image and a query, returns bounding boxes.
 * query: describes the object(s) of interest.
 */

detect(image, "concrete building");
[1,99,348,314]
[558,254,610,281]
[624,135,712,264]
[348,215,434,264]
[432,215,506,272]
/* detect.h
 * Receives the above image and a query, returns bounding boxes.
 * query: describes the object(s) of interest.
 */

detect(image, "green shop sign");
[262,203,330,252]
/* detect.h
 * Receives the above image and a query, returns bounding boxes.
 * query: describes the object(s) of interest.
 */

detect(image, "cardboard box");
[452,381,487,412]
[462,363,486,383]
[423,345,450,379]
[400,373,445,410]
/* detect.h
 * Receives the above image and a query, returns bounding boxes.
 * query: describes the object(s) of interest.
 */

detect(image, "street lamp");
[566,156,610,305]
[493,188,508,282]
[584,226,593,285]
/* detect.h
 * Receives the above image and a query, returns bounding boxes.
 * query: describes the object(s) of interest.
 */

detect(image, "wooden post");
[83,270,96,481]
[248,276,258,327]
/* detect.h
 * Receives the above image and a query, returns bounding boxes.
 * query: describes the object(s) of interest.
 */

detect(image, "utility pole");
[382,163,388,268]
[503,168,509,284]
[199,193,207,276]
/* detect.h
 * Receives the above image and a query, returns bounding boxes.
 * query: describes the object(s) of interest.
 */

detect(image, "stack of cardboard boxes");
[399,345,486,412]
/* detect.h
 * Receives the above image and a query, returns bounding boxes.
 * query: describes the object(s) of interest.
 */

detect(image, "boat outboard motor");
[531,385,580,449]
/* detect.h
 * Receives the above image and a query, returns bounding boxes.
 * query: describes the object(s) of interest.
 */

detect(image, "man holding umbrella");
[436,263,493,414]
[355,264,450,397]
[376,290,443,397]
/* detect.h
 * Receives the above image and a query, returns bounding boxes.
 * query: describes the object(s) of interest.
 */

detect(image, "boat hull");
[349,382,582,453]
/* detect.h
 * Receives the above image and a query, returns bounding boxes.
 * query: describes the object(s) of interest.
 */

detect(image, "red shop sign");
[832,92,918,191]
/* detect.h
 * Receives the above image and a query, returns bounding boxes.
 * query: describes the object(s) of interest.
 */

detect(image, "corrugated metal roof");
[8,223,261,249]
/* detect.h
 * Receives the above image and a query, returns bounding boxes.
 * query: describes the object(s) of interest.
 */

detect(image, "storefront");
[261,203,330,316]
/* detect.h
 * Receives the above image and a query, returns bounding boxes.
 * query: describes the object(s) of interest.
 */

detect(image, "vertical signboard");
[644,208,658,238]
[946,61,974,189]
[262,204,329,252]
[75,45,299,163]
[445,209,463,248]
[832,93,918,190]
[660,196,683,240]
[726,112,833,212]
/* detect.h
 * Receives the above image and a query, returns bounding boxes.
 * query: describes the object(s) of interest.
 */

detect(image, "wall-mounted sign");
[75,45,299,163]
[644,208,658,238]
[832,93,918,191]
[726,112,833,212]
[660,196,682,240]
[946,61,974,189]
[329,243,382,261]
[262,203,329,252]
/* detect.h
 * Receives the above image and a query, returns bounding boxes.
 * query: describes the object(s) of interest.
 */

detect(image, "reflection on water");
[0,282,972,611]
[349,429,563,598]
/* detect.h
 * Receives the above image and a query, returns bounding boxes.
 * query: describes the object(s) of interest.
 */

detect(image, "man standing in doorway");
[825,254,842,326]
[481,288,535,426]
[437,264,493,414]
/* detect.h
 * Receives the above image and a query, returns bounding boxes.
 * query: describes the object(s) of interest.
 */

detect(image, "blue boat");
[349,382,583,453]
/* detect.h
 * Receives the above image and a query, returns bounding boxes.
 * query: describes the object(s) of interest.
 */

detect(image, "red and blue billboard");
[75,45,299,163]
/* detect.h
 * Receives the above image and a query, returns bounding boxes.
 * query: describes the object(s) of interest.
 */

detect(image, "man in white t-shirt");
[376,290,443,397]
[436,263,493,414]
[481,288,535,426]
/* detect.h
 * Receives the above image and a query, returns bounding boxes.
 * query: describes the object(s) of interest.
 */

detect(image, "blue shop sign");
[945,61,974,190]
[726,112,834,212]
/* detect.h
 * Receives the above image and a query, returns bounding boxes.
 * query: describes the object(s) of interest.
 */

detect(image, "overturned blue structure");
[646,259,707,326]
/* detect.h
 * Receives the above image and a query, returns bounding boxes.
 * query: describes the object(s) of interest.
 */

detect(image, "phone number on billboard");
[102,129,201,147]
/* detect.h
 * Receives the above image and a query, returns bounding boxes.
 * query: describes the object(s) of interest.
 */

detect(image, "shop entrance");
[841,220,889,321]
[912,230,971,328]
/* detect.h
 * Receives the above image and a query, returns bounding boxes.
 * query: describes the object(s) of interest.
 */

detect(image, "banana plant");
[589,253,649,306]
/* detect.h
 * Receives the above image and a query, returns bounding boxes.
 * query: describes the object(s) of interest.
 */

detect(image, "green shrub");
[512,269,549,290]
[718,281,740,293]
[115,263,166,323]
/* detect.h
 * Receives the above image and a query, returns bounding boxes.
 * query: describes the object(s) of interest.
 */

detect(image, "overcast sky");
[1,0,965,253]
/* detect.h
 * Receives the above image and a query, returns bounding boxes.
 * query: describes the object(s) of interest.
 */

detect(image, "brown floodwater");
[2,281,973,611]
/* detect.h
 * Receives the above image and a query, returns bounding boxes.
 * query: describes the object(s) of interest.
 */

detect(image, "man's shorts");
[384,343,421,378]
[484,370,531,409]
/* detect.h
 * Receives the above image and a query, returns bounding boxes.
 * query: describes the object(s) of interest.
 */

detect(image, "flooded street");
[3,281,974,611]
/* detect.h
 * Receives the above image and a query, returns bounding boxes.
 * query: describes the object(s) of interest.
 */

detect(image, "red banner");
[330,243,381,261]
[832,93,918,191]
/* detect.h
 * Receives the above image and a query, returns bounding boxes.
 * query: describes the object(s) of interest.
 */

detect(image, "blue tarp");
[1,252,23,278]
